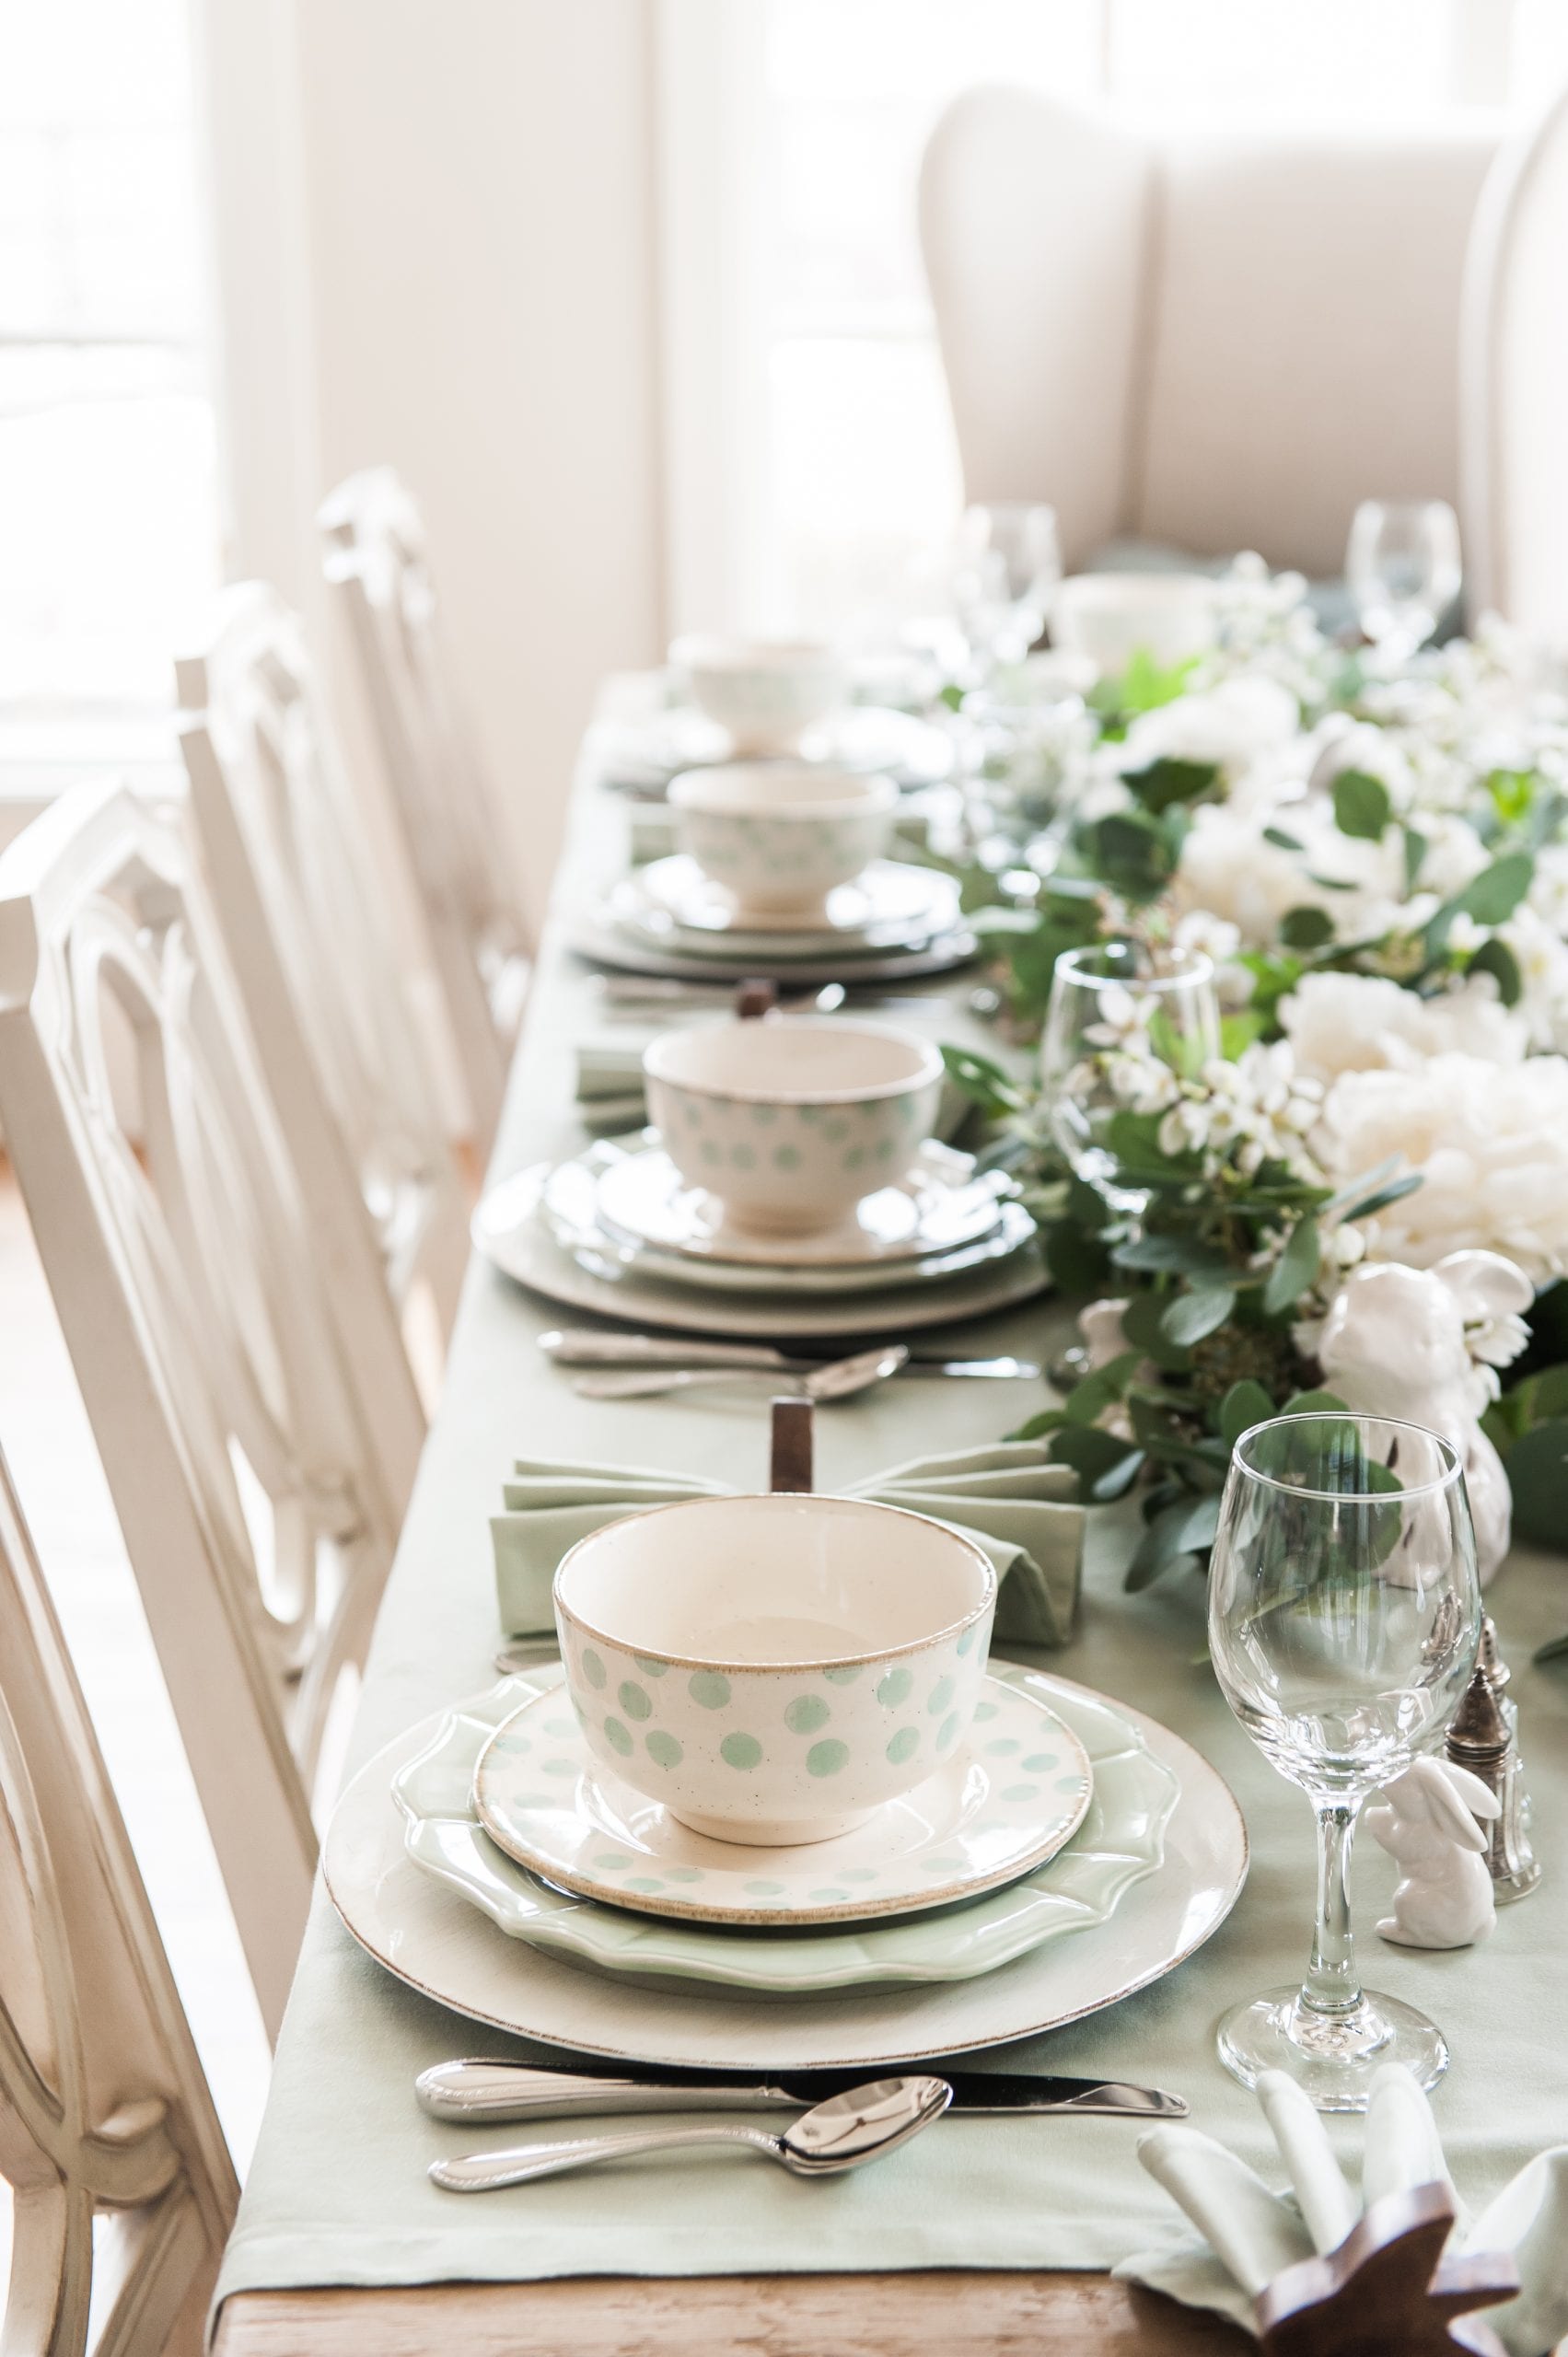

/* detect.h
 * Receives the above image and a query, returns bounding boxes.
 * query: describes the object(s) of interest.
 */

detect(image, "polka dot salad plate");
[469,1674,1093,1928]
[609,857,961,957]
[377,1662,1184,1995]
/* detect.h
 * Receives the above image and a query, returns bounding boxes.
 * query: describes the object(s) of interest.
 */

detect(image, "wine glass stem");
[1303,1801,1363,2018]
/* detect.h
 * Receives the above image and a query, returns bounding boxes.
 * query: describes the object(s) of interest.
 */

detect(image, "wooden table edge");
[213,2267,1254,2353]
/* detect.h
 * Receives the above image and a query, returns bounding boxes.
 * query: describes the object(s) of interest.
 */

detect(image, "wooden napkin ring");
[735,979,778,1020]
[770,1398,814,1493]
[1256,2180,1517,2357]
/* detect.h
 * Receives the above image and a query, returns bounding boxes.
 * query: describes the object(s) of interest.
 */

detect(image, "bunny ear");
[1444,1759,1503,1821]
[1432,1248,1535,1320]
[1420,1760,1491,1852]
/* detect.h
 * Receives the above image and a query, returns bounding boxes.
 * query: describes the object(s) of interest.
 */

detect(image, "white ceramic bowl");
[1051,574,1220,676]
[554,1493,996,1843]
[643,1015,944,1236]
[668,761,898,915]
[669,635,847,755]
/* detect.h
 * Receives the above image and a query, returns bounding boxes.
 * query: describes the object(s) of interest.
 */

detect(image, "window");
[0,1,220,721]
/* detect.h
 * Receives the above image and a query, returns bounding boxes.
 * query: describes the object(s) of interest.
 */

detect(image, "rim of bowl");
[643,1016,946,1106]
[552,1492,997,1672]
[669,633,841,672]
[668,765,898,820]
[1054,945,1215,993]
[1230,1412,1465,1504]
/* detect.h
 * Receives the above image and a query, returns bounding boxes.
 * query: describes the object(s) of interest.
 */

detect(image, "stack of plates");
[594,704,956,799]
[322,1660,1249,2066]
[472,1132,1050,1341]
[573,855,979,986]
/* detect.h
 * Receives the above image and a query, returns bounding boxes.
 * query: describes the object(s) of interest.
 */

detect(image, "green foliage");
[1263,1214,1320,1315]
[1332,768,1392,841]
[1121,757,1222,815]
[1087,647,1202,734]
[1074,809,1184,903]
[939,1042,1027,1119]
[1466,936,1523,1006]
[1423,851,1534,960]
[1280,905,1336,950]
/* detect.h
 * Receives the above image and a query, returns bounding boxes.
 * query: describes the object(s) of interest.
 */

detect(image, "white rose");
[1281,971,1528,1085]
[1120,676,1299,784]
[1316,1052,1568,1283]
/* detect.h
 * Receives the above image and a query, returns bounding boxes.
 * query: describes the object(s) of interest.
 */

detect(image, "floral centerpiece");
[941,562,1568,1644]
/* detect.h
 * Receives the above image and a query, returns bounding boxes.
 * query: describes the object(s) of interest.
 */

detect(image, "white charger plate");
[473,1163,1050,1340]
[613,857,961,954]
[322,1664,1248,2066]
[545,1149,1039,1297]
[593,1137,1010,1267]
[469,1674,1093,1928]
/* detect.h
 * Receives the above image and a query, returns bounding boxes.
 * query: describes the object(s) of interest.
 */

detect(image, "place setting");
[573,697,978,985]
[472,993,1049,1346]
[322,1398,1249,2094]
[589,633,958,801]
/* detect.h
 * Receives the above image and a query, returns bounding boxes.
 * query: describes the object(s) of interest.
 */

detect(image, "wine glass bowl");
[1040,943,1221,1214]
[1345,499,1462,662]
[1208,1413,1481,2108]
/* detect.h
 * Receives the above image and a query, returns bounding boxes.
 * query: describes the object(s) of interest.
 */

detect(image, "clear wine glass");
[1345,499,1462,662]
[958,504,1063,666]
[1040,943,1220,1214]
[1209,1412,1481,2110]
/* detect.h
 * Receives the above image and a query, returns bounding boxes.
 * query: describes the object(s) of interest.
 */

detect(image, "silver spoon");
[571,1343,909,1402]
[428,2073,951,2192]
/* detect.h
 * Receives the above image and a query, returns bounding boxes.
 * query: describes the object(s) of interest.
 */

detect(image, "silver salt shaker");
[1446,1617,1540,1903]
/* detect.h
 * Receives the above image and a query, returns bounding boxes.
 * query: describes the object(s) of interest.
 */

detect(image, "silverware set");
[418,2057,1189,2192]
[539,1328,1041,1401]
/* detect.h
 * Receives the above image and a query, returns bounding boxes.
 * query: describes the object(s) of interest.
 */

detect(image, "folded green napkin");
[629,808,932,866]
[492,1440,1083,1649]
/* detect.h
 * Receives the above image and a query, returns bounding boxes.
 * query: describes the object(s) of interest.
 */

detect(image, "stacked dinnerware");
[583,752,975,985]
[472,1011,1047,1341]
[593,634,955,799]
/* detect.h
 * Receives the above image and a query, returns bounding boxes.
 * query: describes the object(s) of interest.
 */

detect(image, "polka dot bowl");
[552,1492,996,1846]
[668,635,847,756]
[643,1014,945,1238]
[668,761,897,916]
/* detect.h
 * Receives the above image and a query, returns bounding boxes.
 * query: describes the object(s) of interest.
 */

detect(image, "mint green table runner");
[213,773,1568,2321]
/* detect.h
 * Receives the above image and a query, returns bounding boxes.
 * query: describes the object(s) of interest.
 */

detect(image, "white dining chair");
[0,781,401,2038]
[0,1437,238,2352]
[175,583,470,1465]
[318,467,532,1150]
[1460,80,1568,641]
[918,88,1501,586]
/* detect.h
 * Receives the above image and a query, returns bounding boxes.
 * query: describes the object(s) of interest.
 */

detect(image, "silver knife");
[537,1330,1039,1379]
[416,2060,1185,2123]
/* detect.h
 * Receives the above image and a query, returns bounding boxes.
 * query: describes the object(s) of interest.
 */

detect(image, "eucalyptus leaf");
[1121,756,1221,815]
[1504,1419,1568,1551]
[1262,824,1306,852]
[1263,1214,1320,1315]
[1048,1423,1145,1502]
[1280,905,1336,951]
[1332,768,1392,841]
[1161,1286,1237,1346]
[1114,1233,1233,1278]
[1467,936,1523,1008]
[1218,1378,1276,1450]
[1063,1350,1143,1428]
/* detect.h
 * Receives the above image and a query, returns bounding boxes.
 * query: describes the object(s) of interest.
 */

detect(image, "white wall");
[210,0,667,934]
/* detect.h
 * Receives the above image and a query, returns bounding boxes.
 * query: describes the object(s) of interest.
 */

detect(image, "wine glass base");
[1216,1985,1448,2113]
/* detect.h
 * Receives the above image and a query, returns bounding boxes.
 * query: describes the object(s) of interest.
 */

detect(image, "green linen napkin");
[492,1439,1083,1648]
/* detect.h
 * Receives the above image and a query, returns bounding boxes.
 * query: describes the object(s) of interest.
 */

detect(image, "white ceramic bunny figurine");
[1365,1755,1502,1949]
[1317,1248,1534,1583]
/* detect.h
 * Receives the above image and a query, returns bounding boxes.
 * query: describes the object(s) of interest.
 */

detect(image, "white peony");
[1172,797,1407,947]
[1120,675,1300,784]
[1280,971,1528,1085]
[1316,1052,1568,1283]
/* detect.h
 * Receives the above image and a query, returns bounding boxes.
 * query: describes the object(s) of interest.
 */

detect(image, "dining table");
[211,725,1568,2356]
